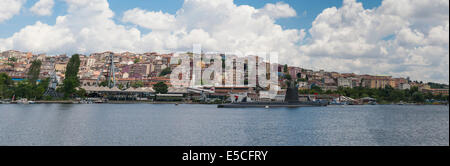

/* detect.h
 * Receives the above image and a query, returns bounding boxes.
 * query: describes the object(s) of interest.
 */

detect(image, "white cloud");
[1,0,141,54]
[299,0,449,83]
[30,0,54,16]
[1,0,305,64]
[0,0,25,23]
[3,21,75,53]
[255,2,297,19]
[122,8,176,30]
[0,0,448,83]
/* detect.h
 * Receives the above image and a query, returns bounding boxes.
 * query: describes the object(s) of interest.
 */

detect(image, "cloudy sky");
[0,0,448,83]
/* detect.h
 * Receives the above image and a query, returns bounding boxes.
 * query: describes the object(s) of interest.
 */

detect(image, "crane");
[96,53,116,88]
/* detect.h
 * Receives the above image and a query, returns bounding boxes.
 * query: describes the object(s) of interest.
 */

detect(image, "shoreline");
[1,100,448,106]
[2,100,221,105]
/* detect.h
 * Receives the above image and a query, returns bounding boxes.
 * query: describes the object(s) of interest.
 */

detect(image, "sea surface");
[0,104,448,146]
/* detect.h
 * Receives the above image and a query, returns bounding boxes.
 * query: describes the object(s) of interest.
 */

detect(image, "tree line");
[299,85,449,103]
[1,60,50,100]
[1,54,169,100]
[0,54,83,100]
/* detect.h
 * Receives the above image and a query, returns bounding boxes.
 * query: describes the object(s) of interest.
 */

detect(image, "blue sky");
[0,0,448,83]
[0,0,382,38]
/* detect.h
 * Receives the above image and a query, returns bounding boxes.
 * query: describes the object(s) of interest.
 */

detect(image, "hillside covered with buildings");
[0,50,448,103]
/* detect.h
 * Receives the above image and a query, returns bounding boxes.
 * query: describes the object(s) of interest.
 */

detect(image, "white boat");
[17,98,35,104]
[0,101,11,104]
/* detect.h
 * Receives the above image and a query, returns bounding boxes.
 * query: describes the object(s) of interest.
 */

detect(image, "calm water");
[0,104,448,146]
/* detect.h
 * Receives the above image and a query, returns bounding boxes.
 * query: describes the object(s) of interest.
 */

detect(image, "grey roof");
[81,86,154,93]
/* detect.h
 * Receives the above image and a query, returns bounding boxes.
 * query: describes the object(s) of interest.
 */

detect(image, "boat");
[368,101,377,105]
[330,100,347,105]
[16,98,34,104]
[218,83,328,108]
[0,100,11,104]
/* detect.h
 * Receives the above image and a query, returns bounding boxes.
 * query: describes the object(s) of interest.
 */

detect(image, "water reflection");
[0,104,448,146]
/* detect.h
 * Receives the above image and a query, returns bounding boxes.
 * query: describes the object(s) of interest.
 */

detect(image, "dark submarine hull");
[219,83,328,108]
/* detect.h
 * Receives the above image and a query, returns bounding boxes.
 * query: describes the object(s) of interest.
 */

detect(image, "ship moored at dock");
[218,83,328,108]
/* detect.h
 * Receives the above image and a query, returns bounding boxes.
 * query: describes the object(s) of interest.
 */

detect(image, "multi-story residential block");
[87,57,96,67]
[337,77,353,88]
[55,63,68,72]
[323,77,336,85]
[288,67,303,80]
[421,88,449,96]
[122,64,151,79]
[398,83,411,90]
[361,75,395,89]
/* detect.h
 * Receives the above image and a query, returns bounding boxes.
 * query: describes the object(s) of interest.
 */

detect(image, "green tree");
[283,64,288,73]
[159,67,172,77]
[0,73,14,99]
[76,88,87,98]
[311,85,323,93]
[117,84,125,90]
[8,57,17,62]
[62,54,81,98]
[412,92,425,103]
[27,60,42,86]
[284,74,292,80]
[297,78,307,82]
[99,80,113,87]
[14,81,33,99]
[424,92,434,100]
[34,78,50,100]
[131,80,144,88]
[153,82,168,94]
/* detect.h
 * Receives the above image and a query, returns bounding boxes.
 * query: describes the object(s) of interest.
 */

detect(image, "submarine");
[218,82,328,108]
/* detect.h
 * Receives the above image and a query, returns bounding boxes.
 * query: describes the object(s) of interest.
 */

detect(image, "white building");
[399,83,411,90]
[338,77,353,88]
[87,58,96,67]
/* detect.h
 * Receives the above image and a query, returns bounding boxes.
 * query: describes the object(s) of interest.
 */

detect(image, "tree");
[8,57,17,62]
[0,73,14,99]
[65,54,81,79]
[284,74,292,80]
[131,81,144,88]
[311,85,323,93]
[412,92,425,103]
[76,88,87,98]
[283,64,288,73]
[27,60,42,86]
[14,80,33,99]
[435,94,444,101]
[99,80,113,87]
[34,78,49,100]
[159,67,172,77]
[297,78,307,82]
[153,82,168,94]
[425,92,434,100]
[62,54,81,98]
[117,84,125,90]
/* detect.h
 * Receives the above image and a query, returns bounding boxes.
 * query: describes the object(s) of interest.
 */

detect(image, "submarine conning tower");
[284,81,300,103]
